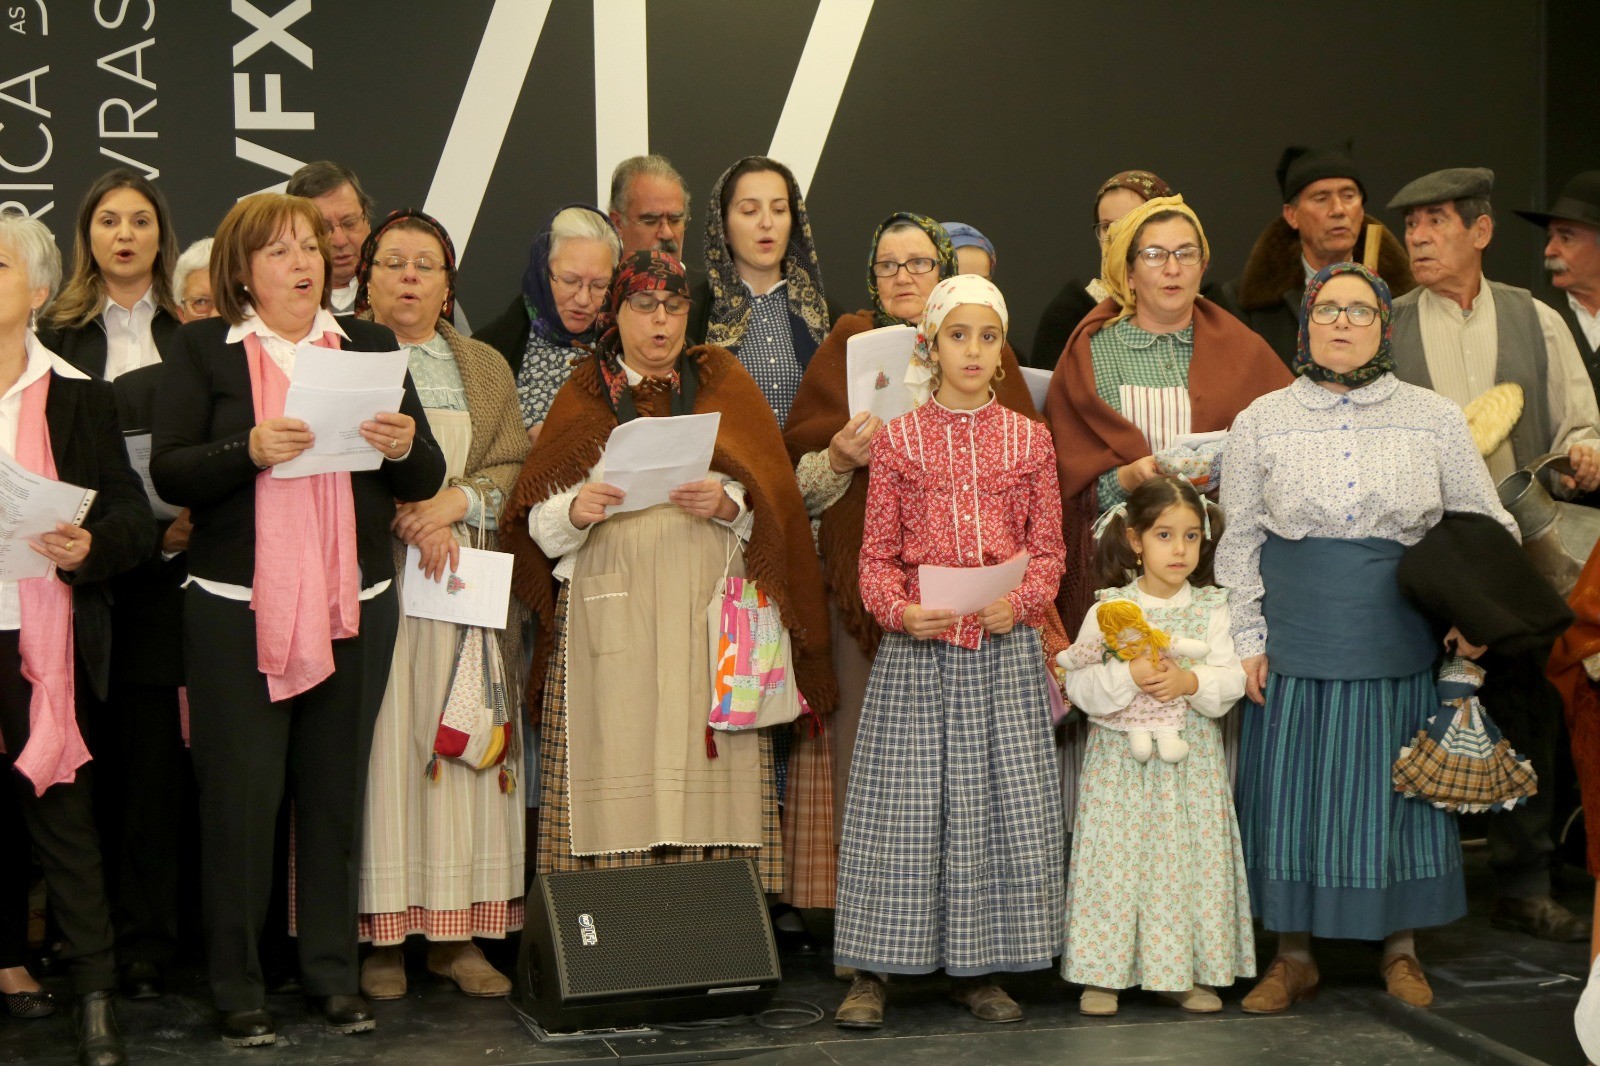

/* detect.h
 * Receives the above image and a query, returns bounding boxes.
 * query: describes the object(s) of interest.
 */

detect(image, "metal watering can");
[1496,451,1600,597]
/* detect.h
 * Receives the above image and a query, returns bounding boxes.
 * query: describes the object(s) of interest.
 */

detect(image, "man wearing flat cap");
[1389,165,1598,945]
[1519,170,1600,392]
[1219,143,1413,369]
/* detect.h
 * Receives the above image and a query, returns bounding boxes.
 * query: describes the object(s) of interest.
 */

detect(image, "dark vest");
[1391,280,1551,470]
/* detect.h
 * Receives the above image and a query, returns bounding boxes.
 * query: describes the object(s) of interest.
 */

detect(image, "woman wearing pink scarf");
[150,194,443,1047]
[0,214,155,1066]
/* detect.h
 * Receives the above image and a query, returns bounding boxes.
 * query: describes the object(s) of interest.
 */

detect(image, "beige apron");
[564,504,762,855]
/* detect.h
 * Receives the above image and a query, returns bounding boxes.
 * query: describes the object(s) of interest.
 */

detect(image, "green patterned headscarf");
[866,212,956,327]
[1295,262,1394,387]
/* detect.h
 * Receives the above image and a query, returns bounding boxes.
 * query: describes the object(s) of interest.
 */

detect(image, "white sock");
[1383,930,1416,959]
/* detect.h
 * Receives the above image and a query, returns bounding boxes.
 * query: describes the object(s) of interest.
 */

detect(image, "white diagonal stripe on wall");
[767,0,874,198]
[594,0,650,209]
[423,0,552,264]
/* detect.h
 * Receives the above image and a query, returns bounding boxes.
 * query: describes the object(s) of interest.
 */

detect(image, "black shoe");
[1490,895,1592,942]
[219,1008,276,1047]
[73,991,126,1066]
[3,988,55,1019]
[118,961,162,1001]
[313,994,376,1034]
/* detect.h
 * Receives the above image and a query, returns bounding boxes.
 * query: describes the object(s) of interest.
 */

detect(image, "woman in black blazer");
[150,193,444,1047]
[0,214,154,1066]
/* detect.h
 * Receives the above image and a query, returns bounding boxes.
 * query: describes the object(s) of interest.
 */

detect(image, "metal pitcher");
[1496,451,1600,597]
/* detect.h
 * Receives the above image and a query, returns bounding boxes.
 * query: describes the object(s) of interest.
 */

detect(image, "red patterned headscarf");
[592,250,697,423]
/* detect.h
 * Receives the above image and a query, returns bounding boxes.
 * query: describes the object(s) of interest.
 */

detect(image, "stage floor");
[1,846,1591,1065]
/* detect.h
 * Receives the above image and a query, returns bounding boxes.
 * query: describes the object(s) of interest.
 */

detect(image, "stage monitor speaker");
[515,858,780,1032]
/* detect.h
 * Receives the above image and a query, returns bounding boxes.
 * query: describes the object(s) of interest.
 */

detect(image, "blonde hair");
[1096,599,1169,664]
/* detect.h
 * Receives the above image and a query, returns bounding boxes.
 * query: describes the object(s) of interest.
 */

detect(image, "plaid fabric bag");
[1392,657,1537,813]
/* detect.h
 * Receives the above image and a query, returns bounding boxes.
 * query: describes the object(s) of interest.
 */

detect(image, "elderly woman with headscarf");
[501,250,833,897]
[1216,263,1516,1012]
[346,209,530,1001]
[1047,195,1291,632]
[785,213,1042,850]
[1029,170,1173,369]
[476,205,621,445]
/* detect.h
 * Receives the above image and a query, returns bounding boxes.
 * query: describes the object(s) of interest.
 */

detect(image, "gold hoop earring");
[994,365,1007,382]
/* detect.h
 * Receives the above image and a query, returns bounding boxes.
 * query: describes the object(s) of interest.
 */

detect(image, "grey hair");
[549,207,622,266]
[608,155,690,222]
[1453,196,1494,228]
[0,211,62,307]
[171,236,214,299]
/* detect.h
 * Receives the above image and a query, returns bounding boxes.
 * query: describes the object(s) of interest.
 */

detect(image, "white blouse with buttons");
[1215,373,1517,659]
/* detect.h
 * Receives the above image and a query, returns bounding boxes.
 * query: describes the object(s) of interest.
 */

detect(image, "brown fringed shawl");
[784,310,1043,657]
[1046,297,1292,625]
[503,345,834,722]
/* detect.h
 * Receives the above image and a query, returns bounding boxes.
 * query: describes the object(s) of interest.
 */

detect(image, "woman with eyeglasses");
[1029,171,1173,369]
[785,213,1041,897]
[501,250,833,903]
[1047,195,1290,633]
[349,210,530,1002]
[476,206,621,446]
[1215,263,1514,1012]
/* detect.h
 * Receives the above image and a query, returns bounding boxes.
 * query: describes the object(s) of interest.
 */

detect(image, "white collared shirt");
[1570,293,1600,350]
[101,288,160,381]
[329,277,359,316]
[0,333,91,629]
[192,308,387,603]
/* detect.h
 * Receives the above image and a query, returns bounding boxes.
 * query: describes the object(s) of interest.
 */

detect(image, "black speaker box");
[515,858,780,1032]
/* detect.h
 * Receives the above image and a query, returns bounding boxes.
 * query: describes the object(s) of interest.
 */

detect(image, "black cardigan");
[148,317,445,588]
[37,306,182,380]
[38,368,156,702]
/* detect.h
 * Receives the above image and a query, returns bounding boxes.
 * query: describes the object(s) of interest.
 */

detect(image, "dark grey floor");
[1,845,1591,1065]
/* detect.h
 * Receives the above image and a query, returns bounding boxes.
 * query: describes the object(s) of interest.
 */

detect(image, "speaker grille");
[543,860,775,997]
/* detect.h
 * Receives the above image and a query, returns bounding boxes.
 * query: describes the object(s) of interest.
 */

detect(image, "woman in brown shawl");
[502,251,832,895]
[784,212,1045,845]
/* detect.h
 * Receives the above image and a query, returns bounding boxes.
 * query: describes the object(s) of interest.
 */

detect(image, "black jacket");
[1542,285,1600,401]
[149,317,445,588]
[1028,281,1100,370]
[475,295,537,378]
[40,369,157,702]
[37,306,182,381]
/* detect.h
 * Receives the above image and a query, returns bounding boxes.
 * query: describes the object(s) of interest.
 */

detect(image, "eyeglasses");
[1134,245,1204,268]
[628,212,687,230]
[623,292,691,315]
[1309,302,1379,326]
[1093,221,1114,244]
[327,214,369,236]
[377,254,445,275]
[182,296,214,315]
[549,272,610,300]
[870,257,937,278]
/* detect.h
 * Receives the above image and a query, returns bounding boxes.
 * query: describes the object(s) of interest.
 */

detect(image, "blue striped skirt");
[1237,671,1465,940]
[833,628,1065,976]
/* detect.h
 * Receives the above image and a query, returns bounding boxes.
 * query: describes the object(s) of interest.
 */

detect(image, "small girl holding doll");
[1061,476,1254,1016]
[832,276,1066,1029]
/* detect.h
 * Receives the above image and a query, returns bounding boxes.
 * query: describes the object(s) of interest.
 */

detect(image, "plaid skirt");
[535,587,783,893]
[833,628,1064,976]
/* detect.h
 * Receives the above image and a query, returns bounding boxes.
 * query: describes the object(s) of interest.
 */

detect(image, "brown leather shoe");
[949,977,1022,1023]
[1240,955,1320,1014]
[834,973,886,1029]
[359,947,406,1001]
[426,942,512,997]
[1381,954,1433,1007]
[1490,895,1591,943]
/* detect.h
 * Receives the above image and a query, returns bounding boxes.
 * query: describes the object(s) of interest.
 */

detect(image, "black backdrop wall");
[2,0,1574,351]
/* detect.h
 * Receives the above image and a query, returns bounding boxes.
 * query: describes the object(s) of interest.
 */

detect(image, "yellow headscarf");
[1100,194,1210,324]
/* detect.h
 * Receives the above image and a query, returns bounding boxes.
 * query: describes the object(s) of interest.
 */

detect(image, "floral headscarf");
[354,208,457,320]
[1295,262,1394,387]
[703,157,830,349]
[867,212,957,328]
[906,274,1010,406]
[1101,195,1209,324]
[592,249,697,423]
[521,202,617,346]
[1093,170,1173,222]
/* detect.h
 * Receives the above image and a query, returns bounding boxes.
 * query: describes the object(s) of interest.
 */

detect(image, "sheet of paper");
[918,551,1030,616]
[273,345,411,479]
[123,433,180,521]
[401,544,515,629]
[1169,429,1227,450]
[845,324,917,423]
[0,451,96,581]
[603,412,721,514]
[1021,366,1052,414]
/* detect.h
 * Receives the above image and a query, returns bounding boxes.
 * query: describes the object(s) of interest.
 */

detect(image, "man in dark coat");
[1217,144,1414,369]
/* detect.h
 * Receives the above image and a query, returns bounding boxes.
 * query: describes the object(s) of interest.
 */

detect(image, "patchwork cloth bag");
[705,535,811,748]
[1392,656,1537,813]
